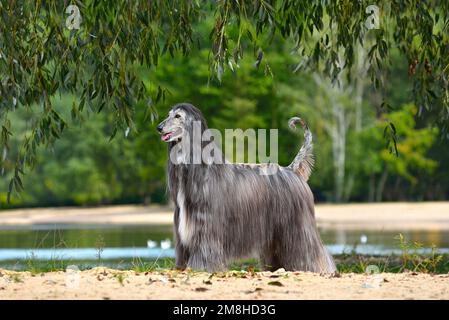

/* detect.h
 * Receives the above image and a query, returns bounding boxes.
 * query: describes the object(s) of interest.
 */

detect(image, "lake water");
[1,224,448,270]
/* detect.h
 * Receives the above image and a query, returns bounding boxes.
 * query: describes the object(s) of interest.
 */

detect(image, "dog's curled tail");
[287,117,314,181]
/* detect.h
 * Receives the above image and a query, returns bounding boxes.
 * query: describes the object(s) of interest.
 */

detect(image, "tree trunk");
[330,98,347,203]
[375,169,388,202]
[369,174,375,202]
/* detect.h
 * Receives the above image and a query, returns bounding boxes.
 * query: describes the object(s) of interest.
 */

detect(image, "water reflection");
[0,225,448,265]
[320,228,449,250]
[0,247,175,260]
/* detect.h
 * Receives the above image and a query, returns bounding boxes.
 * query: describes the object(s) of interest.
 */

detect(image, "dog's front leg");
[186,239,225,272]
[173,206,190,269]
[174,240,190,269]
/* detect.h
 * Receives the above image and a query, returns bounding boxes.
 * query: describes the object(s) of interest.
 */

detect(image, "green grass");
[11,274,23,283]
[395,233,444,273]
[3,233,449,274]
[336,233,448,274]
[114,273,126,286]
[335,253,449,274]
[3,253,449,274]
[130,256,176,272]
[26,252,70,274]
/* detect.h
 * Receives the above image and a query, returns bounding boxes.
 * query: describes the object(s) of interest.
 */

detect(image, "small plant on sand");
[335,252,391,274]
[11,274,23,283]
[229,259,260,273]
[26,252,40,275]
[114,273,126,286]
[25,252,68,274]
[95,235,106,265]
[428,245,444,273]
[131,256,175,273]
[131,256,151,272]
[396,233,443,273]
[21,229,72,274]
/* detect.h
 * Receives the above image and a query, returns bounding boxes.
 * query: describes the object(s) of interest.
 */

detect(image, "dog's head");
[157,103,207,143]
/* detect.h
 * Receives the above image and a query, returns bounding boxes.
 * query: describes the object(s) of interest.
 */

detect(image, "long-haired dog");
[157,102,336,273]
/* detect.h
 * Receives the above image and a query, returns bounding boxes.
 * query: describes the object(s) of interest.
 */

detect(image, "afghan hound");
[157,102,336,273]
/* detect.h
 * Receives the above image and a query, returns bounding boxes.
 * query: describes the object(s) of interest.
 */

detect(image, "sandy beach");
[1,202,449,230]
[0,267,448,300]
[1,202,449,300]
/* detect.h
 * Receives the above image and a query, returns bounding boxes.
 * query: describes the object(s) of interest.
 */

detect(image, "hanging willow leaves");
[0,0,448,200]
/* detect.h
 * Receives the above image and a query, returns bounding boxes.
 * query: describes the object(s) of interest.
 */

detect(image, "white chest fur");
[177,188,194,245]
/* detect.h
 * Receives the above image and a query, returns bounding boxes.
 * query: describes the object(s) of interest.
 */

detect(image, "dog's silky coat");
[157,103,336,273]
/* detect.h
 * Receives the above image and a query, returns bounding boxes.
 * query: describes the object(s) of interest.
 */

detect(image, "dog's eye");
[174,114,181,119]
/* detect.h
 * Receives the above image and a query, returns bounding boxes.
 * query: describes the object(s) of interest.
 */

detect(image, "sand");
[1,202,449,299]
[0,205,173,225]
[0,267,448,300]
[1,202,449,230]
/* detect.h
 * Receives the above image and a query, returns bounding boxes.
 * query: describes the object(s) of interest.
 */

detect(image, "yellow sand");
[0,268,448,300]
[1,202,449,230]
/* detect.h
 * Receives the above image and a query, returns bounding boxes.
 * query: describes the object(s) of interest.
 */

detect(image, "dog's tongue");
[161,132,172,141]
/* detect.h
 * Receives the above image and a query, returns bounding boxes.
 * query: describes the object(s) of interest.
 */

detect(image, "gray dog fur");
[157,102,336,273]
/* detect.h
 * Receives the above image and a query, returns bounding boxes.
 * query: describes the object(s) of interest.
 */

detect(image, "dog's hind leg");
[261,254,283,272]
[274,227,335,273]
[263,234,309,271]
[262,221,325,272]
[260,232,284,271]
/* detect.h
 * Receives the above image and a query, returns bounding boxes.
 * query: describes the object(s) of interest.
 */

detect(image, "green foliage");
[396,233,443,273]
[0,94,167,206]
[380,105,438,183]
[114,272,126,286]
[26,253,69,275]
[1,1,449,200]
[335,253,449,274]
[131,257,175,273]
[356,104,438,200]
[0,1,449,207]
[0,21,447,205]
[12,253,449,274]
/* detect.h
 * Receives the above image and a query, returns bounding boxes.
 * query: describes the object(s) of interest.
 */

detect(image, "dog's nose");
[156,121,164,133]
